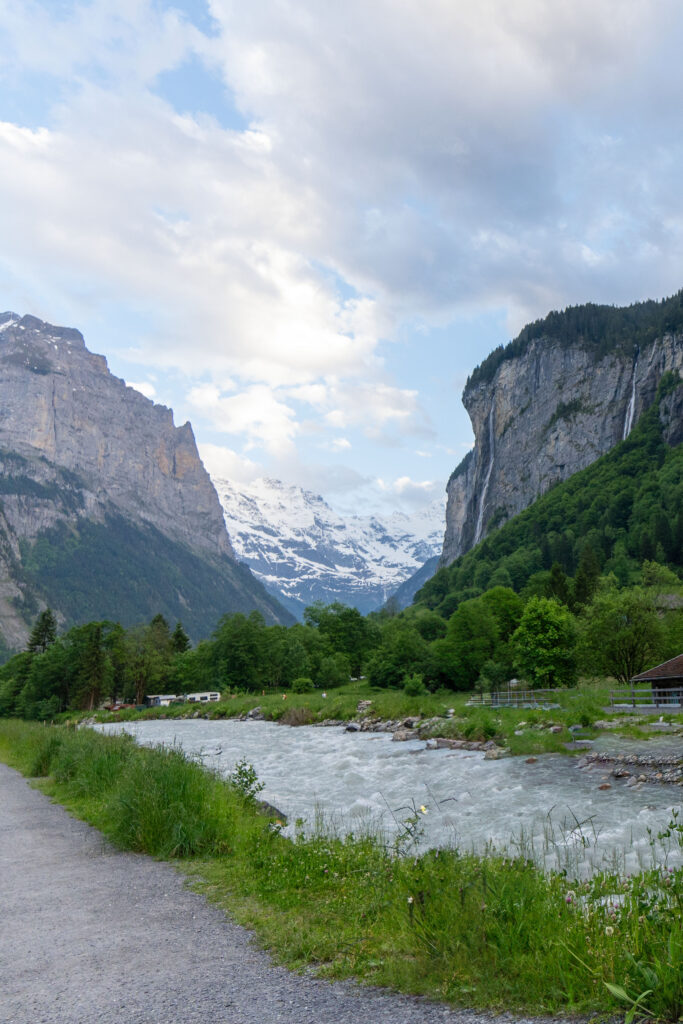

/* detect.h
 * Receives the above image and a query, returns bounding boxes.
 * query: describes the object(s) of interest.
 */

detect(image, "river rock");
[484,745,509,760]
[392,728,417,742]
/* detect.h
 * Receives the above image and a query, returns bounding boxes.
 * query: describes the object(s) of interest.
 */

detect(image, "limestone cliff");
[0,312,291,645]
[0,312,233,560]
[441,299,683,566]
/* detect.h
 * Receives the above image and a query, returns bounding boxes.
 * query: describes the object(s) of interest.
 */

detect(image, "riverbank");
[1,719,681,1020]
[69,679,683,760]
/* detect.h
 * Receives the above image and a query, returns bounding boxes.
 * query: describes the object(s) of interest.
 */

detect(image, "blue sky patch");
[153,53,249,131]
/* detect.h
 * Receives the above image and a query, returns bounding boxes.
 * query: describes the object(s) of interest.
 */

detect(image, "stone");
[392,728,417,742]
[549,725,563,734]
[484,746,509,760]
[525,757,537,764]
[345,722,361,732]
[598,783,612,790]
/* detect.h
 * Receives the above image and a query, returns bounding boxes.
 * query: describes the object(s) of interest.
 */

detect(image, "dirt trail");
[0,763,557,1024]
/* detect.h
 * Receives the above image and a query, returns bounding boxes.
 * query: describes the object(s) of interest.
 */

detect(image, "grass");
[1,719,682,1019]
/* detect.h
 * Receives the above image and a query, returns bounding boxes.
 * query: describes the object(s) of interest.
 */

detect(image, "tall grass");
[1,719,681,1019]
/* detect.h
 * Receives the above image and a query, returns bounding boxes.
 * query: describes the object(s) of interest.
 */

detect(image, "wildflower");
[407,896,414,904]
[565,890,576,904]
[605,926,614,936]
[419,805,428,815]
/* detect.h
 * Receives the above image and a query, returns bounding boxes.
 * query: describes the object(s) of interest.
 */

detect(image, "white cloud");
[187,383,298,454]
[126,379,156,400]
[198,442,262,483]
[3,0,683,506]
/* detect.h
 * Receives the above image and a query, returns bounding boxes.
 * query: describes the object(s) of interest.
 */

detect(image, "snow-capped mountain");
[212,477,445,617]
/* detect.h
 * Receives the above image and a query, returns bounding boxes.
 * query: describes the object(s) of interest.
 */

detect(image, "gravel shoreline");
[0,762,577,1024]
[578,750,683,787]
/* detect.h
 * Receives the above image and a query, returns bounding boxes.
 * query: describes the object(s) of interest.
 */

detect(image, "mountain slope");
[214,476,445,616]
[442,293,683,566]
[418,373,682,617]
[0,313,292,646]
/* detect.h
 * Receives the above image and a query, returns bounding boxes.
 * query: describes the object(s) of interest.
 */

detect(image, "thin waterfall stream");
[622,353,639,439]
[474,403,495,545]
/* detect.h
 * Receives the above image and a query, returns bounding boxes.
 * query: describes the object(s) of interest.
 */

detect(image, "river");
[97,719,682,876]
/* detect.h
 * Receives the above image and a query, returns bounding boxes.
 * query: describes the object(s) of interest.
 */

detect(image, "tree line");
[0,560,680,720]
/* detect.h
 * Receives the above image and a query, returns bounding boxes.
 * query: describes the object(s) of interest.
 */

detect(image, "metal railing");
[609,686,683,708]
[466,688,562,708]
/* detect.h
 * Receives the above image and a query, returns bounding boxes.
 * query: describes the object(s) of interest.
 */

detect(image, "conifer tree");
[27,608,57,654]
[171,621,190,654]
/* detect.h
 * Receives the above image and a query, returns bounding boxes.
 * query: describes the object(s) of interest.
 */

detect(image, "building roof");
[631,653,683,682]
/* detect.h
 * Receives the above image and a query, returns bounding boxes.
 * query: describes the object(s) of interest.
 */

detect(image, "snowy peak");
[213,477,445,616]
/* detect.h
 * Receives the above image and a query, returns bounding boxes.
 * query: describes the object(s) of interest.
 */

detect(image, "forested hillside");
[467,289,683,388]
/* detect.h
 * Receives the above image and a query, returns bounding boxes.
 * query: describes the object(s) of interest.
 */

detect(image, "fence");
[609,686,683,709]
[466,688,562,708]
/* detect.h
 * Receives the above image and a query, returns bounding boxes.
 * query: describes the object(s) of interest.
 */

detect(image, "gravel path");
[1,763,563,1024]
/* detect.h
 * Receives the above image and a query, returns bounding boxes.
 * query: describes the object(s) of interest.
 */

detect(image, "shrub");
[291,676,315,693]
[403,673,427,696]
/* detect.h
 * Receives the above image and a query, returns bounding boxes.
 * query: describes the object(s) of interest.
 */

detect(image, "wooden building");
[630,654,683,706]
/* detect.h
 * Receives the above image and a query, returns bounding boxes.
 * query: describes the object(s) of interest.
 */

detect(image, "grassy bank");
[2,720,681,1019]
[68,679,683,758]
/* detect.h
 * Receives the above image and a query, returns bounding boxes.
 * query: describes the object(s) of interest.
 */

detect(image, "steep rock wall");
[0,312,233,560]
[441,332,682,566]
[0,312,291,643]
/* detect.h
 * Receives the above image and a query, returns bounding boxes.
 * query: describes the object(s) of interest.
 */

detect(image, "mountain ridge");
[214,475,445,616]
[0,312,292,646]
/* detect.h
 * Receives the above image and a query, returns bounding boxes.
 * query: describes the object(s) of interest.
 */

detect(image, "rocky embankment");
[578,750,683,788]
[237,700,510,758]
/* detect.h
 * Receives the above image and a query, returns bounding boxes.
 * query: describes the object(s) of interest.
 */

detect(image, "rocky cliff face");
[441,325,682,566]
[0,312,232,560]
[0,312,290,645]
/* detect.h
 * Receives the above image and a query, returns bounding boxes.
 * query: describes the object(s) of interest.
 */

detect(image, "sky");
[2,1,683,515]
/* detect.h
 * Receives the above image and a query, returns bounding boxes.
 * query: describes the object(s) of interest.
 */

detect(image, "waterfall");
[622,353,639,440]
[474,403,495,545]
